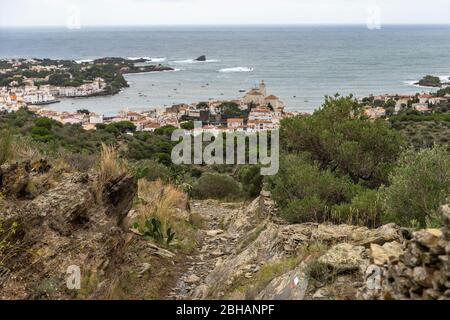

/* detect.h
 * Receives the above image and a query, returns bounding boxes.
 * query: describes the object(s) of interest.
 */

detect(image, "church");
[242,80,285,112]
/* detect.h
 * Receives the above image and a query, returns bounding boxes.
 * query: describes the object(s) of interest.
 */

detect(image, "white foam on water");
[173,59,219,64]
[75,59,94,64]
[218,67,254,73]
[127,57,167,62]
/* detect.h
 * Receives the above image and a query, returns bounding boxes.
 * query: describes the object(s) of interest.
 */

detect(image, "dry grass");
[134,179,185,232]
[0,130,12,165]
[131,179,198,252]
[94,143,128,201]
[98,143,127,184]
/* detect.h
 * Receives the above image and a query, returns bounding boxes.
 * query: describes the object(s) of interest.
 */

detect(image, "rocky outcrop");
[0,170,156,300]
[183,192,406,300]
[195,55,207,62]
[256,261,310,300]
[102,173,137,225]
[0,160,51,198]
[362,205,450,300]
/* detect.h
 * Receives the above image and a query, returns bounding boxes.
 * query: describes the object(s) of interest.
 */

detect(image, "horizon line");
[2,23,450,29]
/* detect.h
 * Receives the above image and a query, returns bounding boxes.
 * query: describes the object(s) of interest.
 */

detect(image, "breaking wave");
[218,67,254,73]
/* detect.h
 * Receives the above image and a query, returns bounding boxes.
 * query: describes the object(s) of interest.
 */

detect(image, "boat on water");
[239,89,246,93]
[29,99,61,106]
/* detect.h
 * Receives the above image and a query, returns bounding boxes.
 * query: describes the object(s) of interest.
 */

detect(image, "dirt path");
[166,200,243,300]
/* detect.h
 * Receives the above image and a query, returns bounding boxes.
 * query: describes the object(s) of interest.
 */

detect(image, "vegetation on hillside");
[1,92,449,229]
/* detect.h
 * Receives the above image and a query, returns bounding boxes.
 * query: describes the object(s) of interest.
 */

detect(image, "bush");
[133,159,170,182]
[267,154,359,223]
[282,196,328,223]
[331,189,382,227]
[238,165,263,198]
[380,145,450,228]
[281,95,404,187]
[192,172,242,199]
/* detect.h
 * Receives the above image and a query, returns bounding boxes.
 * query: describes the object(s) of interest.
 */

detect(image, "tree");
[238,165,263,197]
[281,95,405,187]
[180,121,194,130]
[384,99,396,116]
[380,145,450,228]
[105,121,136,134]
[267,153,360,223]
[197,102,209,109]
[219,102,245,119]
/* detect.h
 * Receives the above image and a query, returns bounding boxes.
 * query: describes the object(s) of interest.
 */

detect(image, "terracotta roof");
[251,107,271,113]
[247,89,263,96]
[144,122,160,128]
[265,95,279,100]
[227,118,244,123]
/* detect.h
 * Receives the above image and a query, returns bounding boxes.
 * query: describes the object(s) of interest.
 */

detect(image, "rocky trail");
[167,200,243,300]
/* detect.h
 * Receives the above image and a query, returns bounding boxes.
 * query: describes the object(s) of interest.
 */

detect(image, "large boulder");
[256,262,309,300]
[370,241,403,266]
[318,243,368,273]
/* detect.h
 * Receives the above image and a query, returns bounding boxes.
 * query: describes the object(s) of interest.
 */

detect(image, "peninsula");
[0,57,174,104]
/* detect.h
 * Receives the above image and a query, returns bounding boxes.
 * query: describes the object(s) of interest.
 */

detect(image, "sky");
[1,0,450,27]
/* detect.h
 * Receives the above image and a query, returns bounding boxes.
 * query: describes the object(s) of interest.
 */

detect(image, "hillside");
[1,95,449,300]
[1,157,448,300]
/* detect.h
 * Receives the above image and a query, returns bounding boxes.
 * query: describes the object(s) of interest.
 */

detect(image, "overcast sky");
[1,0,450,27]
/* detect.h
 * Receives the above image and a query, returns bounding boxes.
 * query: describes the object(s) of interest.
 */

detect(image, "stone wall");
[372,205,450,300]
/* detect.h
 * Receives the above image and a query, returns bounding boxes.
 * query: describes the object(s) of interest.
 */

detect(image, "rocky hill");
[0,160,449,300]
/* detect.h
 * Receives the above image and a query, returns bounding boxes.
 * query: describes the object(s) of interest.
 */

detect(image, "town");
[0,79,297,134]
[1,56,449,134]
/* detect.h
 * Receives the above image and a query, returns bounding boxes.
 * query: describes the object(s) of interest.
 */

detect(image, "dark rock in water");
[195,55,207,62]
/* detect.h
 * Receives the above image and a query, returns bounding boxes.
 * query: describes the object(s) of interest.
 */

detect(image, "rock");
[370,241,403,265]
[359,205,450,300]
[195,55,206,62]
[256,262,309,300]
[413,229,442,250]
[191,284,209,299]
[412,267,434,288]
[211,249,224,257]
[356,223,404,247]
[138,263,151,277]
[102,174,137,226]
[318,243,368,273]
[185,274,201,284]
[260,190,271,197]
[206,229,224,237]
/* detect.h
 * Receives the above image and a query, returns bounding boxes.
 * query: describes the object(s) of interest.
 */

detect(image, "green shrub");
[331,189,382,227]
[281,196,329,223]
[380,145,450,228]
[267,154,359,223]
[237,165,263,198]
[281,95,404,187]
[133,217,175,246]
[192,172,242,199]
[133,159,170,182]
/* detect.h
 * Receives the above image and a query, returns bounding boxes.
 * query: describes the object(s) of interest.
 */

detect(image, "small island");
[416,75,450,88]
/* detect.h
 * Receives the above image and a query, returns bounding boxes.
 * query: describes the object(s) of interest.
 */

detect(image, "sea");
[1,25,450,115]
